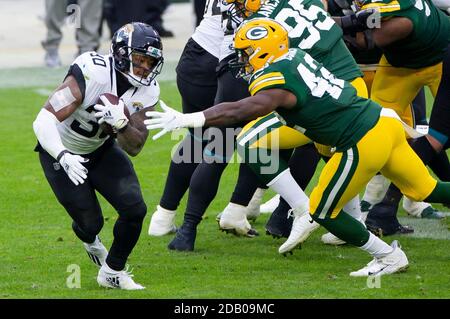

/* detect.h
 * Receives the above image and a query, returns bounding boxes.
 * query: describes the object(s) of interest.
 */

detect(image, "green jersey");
[357,0,450,68]
[248,49,381,151]
[250,0,362,81]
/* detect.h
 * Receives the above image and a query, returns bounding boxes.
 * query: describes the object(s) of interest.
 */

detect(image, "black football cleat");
[168,224,197,252]
[218,222,259,237]
[265,203,293,239]
[366,202,414,237]
[282,251,294,257]
[365,184,415,236]
[247,228,259,237]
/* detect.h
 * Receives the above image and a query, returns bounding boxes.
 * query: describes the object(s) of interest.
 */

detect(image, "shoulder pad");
[72,52,112,87]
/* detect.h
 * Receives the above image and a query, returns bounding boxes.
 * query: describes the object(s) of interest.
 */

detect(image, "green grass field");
[0,81,449,299]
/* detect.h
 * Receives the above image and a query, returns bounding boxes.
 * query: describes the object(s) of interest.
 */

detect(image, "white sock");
[225,202,246,213]
[343,195,363,223]
[85,235,100,246]
[360,233,393,258]
[267,168,309,209]
[157,205,176,214]
[245,188,265,209]
[362,175,389,205]
[103,262,121,273]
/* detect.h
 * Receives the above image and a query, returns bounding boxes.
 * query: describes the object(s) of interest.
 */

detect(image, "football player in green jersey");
[219,0,368,239]
[325,0,447,241]
[334,0,450,233]
[145,18,450,276]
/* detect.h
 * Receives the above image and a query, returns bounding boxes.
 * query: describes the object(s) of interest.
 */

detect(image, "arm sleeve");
[33,109,67,160]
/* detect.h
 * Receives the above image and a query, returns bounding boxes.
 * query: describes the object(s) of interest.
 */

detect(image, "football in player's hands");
[96,93,130,135]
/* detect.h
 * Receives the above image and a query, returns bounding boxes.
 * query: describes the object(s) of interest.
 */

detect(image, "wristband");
[182,112,206,128]
[57,150,70,162]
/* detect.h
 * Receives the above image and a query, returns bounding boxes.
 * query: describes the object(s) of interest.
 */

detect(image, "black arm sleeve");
[64,64,86,101]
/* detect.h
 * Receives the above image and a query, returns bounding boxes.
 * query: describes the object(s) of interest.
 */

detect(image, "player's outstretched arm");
[203,89,296,127]
[144,89,296,140]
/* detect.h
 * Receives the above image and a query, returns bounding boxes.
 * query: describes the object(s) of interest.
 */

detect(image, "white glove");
[94,96,129,130]
[144,100,205,140]
[58,151,89,186]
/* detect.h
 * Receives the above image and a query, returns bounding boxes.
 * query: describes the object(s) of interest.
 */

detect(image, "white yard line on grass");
[399,217,450,240]
[0,61,178,89]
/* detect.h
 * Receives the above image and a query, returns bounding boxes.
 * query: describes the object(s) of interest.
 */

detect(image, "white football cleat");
[97,264,145,290]
[83,236,108,267]
[350,240,409,277]
[260,194,280,214]
[219,203,258,237]
[279,212,319,254]
[148,205,177,236]
[321,232,346,246]
[246,188,265,221]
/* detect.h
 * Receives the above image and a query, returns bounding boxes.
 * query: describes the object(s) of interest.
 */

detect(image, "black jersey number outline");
[90,52,107,68]
[70,105,109,138]
[70,53,108,138]
[205,0,221,16]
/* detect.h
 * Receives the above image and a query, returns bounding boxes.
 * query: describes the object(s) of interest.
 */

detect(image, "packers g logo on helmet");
[246,26,268,40]
[230,18,288,79]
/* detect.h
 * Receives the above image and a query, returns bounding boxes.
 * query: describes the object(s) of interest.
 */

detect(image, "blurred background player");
[33,22,163,289]
[104,0,174,37]
[42,0,103,67]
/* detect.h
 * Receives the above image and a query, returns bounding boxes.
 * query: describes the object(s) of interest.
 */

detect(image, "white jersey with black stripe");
[192,0,223,58]
[219,1,244,61]
[58,52,159,155]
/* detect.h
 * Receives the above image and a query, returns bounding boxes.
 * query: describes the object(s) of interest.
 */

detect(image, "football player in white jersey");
[148,0,224,239]
[33,22,162,290]
[163,1,266,252]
